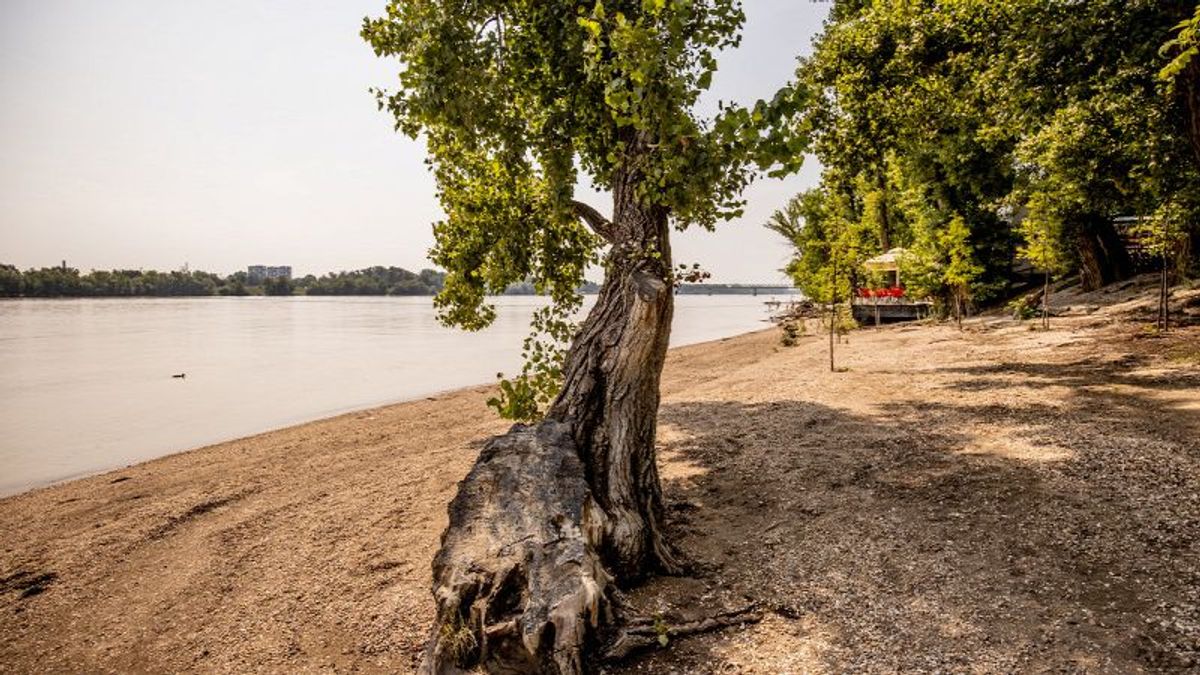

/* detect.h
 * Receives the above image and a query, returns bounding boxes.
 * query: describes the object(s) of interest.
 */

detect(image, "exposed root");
[648,523,690,577]
[603,605,762,662]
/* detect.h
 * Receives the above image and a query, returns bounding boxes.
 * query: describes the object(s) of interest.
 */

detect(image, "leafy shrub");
[780,320,805,346]
[1008,293,1039,321]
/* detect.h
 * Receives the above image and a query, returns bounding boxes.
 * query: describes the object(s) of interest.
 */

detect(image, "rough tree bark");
[545,167,680,581]
[1183,55,1200,171]
[421,422,615,674]
[422,144,685,674]
[873,164,892,251]
[1159,257,1171,332]
[1181,57,1200,276]
[1041,270,1050,330]
[1075,217,1133,291]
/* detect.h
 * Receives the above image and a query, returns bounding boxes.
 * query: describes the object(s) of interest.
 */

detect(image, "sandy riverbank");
[2,277,1199,673]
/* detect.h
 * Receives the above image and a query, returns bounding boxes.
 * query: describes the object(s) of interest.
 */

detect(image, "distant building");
[247,265,292,282]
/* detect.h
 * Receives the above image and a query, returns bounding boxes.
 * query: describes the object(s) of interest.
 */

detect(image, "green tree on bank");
[363,0,807,668]
[768,0,1200,323]
[303,266,445,295]
[1151,5,1200,330]
[1,266,227,297]
[262,277,294,296]
[1017,195,1071,329]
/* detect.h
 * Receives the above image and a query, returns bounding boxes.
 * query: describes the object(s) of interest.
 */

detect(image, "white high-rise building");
[247,265,292,282]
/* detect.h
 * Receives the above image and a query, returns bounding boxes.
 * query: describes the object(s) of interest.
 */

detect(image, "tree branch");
[603,605,762,662]
[572,200,615,243]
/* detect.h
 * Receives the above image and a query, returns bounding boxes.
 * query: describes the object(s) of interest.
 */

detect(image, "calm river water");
[0,294,785,495]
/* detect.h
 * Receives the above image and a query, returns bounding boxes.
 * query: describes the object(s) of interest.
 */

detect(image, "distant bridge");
[675,283,801,296]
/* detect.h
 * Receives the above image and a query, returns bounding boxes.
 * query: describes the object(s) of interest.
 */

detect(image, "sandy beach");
[2,278,1198,673]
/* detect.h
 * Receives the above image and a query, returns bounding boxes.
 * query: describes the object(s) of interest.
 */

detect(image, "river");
[0,294,787,495]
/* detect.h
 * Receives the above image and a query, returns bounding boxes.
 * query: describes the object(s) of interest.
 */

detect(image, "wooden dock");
[852,301,932,325]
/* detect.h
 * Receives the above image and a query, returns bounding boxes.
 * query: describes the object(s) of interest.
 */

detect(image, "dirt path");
[2,279,1198,673]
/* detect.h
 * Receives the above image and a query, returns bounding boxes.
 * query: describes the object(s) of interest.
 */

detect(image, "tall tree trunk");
[1180,57,1200,282]
[875,169,892,251]
[828,249,838,372]
[1183,56,1200,170]
[1075,216,1133,291]
[1160,256,1170,332]
[1042,271,1050,330]
[828,300,836,372]
[545,167,679,580]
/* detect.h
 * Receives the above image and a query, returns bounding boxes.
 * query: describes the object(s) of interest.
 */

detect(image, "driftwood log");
[421,422,616,674]
[419,419,759,674]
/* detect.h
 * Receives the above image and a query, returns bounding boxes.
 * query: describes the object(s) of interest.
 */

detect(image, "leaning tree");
[364,2,805,671]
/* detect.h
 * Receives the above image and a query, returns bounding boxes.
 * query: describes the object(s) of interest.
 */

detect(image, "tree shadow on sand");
[613,358,1200,672]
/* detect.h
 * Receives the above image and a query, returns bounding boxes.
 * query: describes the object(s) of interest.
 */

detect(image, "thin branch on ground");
[604,605,762,661]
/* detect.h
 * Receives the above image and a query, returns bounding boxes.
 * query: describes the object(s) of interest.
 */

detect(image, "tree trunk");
[1183,56,1200,171]
[545,171,678,581]
[828,300,836,371]
[1172,55,1199,287]
[1075,217,1133,291]
[1159,257,1170,332]
[422,153,680,673]
[828,251,837,372]
[1042,271,1050,330]
[875,168,892,251]
[421,423,615,674]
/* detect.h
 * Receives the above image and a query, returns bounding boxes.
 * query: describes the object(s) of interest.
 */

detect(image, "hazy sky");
[0,1,829,282]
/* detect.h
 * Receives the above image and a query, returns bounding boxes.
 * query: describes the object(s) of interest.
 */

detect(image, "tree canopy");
[769,0,1200,314]
[364,0,810,420]
[363,0,807,330]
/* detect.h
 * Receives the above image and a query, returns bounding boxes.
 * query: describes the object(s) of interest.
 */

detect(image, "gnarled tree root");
[421,421,616,674]
[603,606,762,662]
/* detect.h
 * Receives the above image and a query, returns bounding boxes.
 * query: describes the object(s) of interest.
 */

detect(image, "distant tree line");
[299,266,445,296]
[0,264,447,298]
[0,263,781,299]
[0,264,247,297]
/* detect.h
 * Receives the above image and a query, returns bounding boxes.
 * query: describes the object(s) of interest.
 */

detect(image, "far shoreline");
[0,287,803,300]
